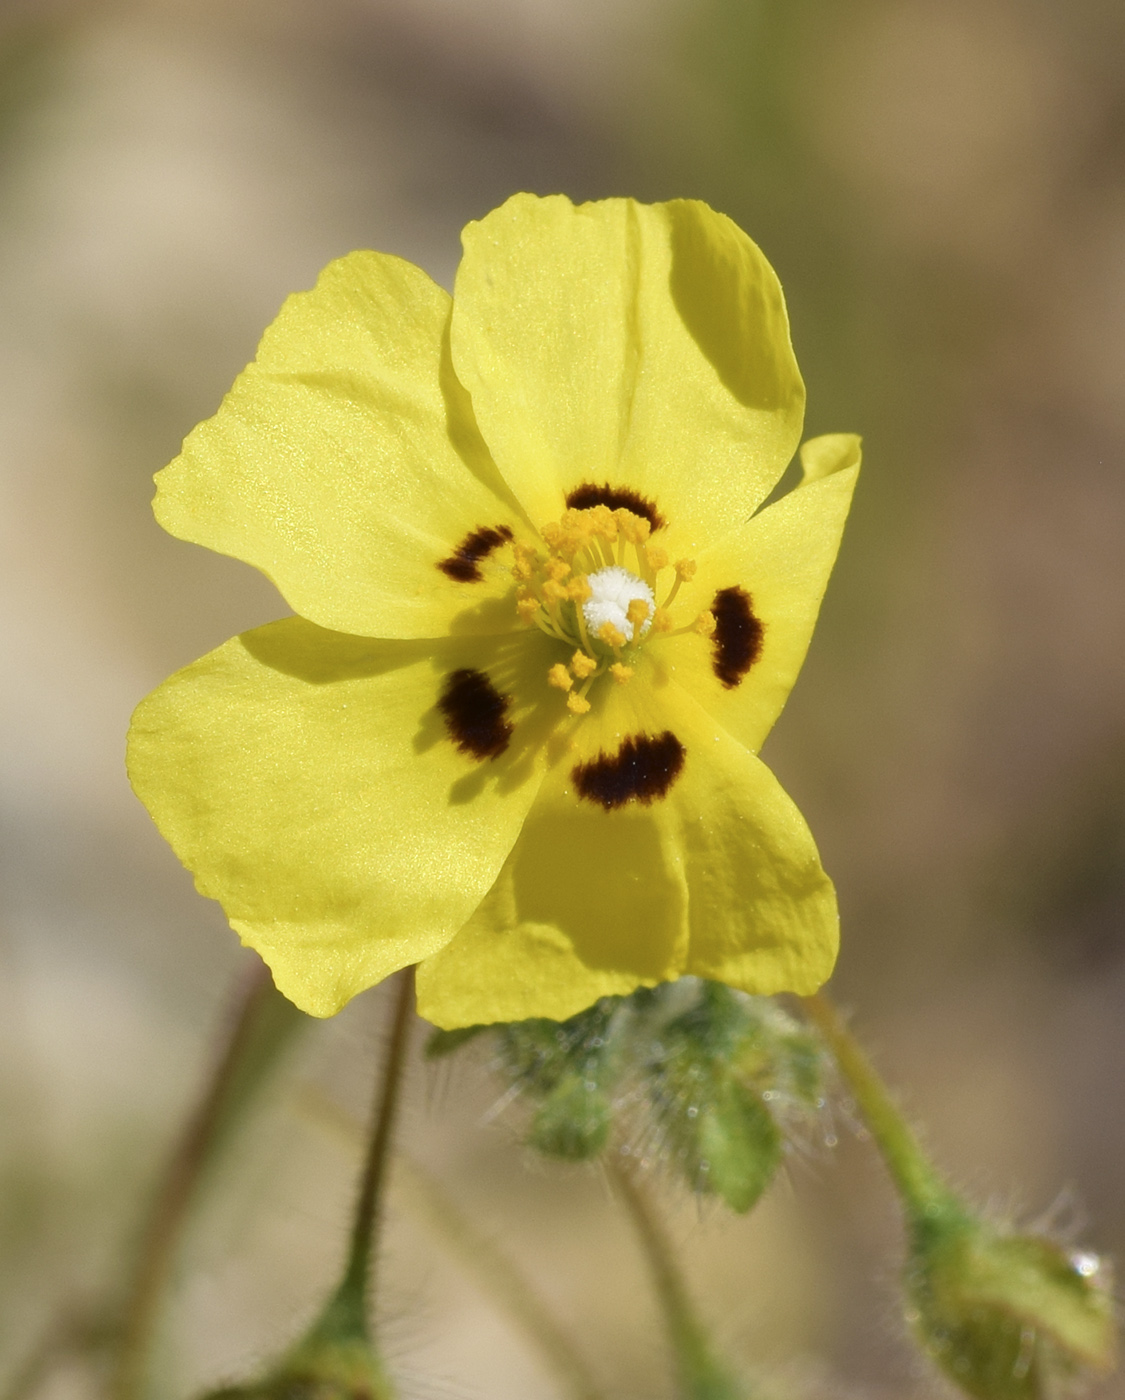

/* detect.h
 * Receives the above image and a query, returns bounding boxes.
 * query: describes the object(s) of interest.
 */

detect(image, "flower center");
[583,566,654,643]
[510,503,716,716]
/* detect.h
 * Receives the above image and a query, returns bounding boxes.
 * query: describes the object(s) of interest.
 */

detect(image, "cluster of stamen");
[511,504,715,714]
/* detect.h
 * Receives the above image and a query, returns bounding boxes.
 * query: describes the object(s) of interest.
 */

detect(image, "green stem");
[396,1157,607,1400]
[2,1304,111,1400]
[113,957,276,1400]
[293,1084,605,1400]
[608,1158,745,1400]
[311,966,415,1345]
[800,992,955,1223]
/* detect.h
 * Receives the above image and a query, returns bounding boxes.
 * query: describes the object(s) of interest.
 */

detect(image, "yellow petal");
[126,618,559,1016]
[451,194,804,549]
[415,769,689,1027]
[654,433,860,754]
[667,684,838,994]
[416,668,835,1028]
[797,431,860,483]
[155,252,528,639]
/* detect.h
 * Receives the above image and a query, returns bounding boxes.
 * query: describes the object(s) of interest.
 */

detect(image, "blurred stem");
[396,1156,607,1400]
[801,992,954,1221]
[2,1304,111,1400]
[112,956,276,1400]
[608,1158,746,1400]
[294,1085,605,1400]
[309,966,415,1345]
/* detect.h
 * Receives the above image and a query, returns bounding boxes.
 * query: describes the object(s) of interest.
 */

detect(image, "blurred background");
[2,0,1124,1395]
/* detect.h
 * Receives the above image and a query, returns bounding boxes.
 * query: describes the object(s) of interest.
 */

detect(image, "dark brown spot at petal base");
[439,669,513,760]
[711,586,764,689]
[572,731,685,810]
[437,524,514,582]
[564,482,666,531]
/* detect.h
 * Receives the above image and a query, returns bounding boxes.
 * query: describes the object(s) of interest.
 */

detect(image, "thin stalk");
[293,1086,605,1400]
[2,1323,59,1400]
[396,1157,607,1400]
[800,992,952,1218]
[312,966,415,1344]
[608,1158,745,1400]
[113,957,275,1400]
[2,1305,110,1400]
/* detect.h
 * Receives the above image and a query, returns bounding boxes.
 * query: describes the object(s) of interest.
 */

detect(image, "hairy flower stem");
[113,957,277,1400]
[802,996,1118,1397]
[608,1158,747,1400]
[2,1304,112,1400]
[800,992,953,1221]
[310,966,416,1345]
[294,1081,606,1400]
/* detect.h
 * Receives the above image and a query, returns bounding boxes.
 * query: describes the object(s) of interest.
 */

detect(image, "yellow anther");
[566,693,591,715]
[675,558,697,581]
[692,610,716,637]
[557,517,593,556]
[557,510,591,547]
[511,544,537,580]
[626,598,651,630]
[615,509,651,544]
[547,663,573,691]
[589,504,618,540]
[610,663,634,684]
[515,502,679,662]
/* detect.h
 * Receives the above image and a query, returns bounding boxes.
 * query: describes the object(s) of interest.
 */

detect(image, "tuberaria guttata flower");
[126,193,860,1027]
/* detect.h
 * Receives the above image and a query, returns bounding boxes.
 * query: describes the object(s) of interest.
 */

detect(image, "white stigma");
[582,566,655,643]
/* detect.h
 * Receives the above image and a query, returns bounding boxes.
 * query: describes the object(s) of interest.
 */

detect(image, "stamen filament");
[575,604,592,654]
[514,507,715,719]
[661,577,684,610]
[566,664,606,714]
[532,612,568,643]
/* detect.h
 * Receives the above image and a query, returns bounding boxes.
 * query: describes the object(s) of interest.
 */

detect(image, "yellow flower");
[126,194,860,1028]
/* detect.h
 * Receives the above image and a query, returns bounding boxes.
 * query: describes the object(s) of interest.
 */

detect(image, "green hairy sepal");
[426,978,828,1212]
[906,1198,1115,1400]
[199,1336,394,1400]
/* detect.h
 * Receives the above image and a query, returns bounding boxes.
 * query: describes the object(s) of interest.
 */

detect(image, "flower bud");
[664,1069,781,1214]
[199,1335,394,1400]
[496,1001,621,1161]
[528,1073,612,1160]
[907,1203,1116,1400]
[424,1024,487,1059]
[803,993,1117,1400]
[643,983,822,1212]
[426,983,826,1187]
